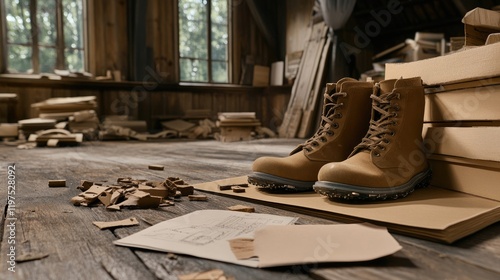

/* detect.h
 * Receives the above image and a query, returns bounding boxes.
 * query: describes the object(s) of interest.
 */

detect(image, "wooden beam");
[245,0,276,49]
[0,0,6,73]
[29,0,39,73]
[56,0,66,69]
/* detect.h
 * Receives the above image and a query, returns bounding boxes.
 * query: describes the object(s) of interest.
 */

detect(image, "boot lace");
[297,91,347,153]
[352,86,400,157]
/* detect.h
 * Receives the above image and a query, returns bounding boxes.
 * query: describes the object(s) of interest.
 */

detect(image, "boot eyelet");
[335,113,343,118]
[393,113,398,117]
[333,123,339,129]
[320,137,327,142]
[384,139,390,144]
[312,142,319,147]
[374,152,381,157]
[390,131,396,136]
[379,146,386,150]
[326,131,334,136]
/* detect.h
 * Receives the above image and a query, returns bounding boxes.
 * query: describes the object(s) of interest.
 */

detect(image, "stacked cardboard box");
[384,7,500,236]
[216,112,261,142]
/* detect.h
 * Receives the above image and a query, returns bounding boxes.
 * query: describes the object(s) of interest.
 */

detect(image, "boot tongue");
[378,79,396,95]
[335,77,357,92]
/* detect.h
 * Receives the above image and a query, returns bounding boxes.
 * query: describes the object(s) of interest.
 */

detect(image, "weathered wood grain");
[1,139,499,280]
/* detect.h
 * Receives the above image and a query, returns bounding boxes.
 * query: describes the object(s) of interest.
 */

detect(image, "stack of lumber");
[18,118,56,137]
[31,96,97,120]
[67,110,100,139]
[385,7,500,203]
[216,112,261,142]
[279,21,330,138]
[29,96,99,140]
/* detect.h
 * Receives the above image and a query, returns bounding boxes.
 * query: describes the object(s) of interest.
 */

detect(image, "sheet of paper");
[114,210,298,267]
[254,224,402,267]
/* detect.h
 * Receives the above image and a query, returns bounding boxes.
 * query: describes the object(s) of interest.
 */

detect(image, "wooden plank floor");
[1,139,499,280]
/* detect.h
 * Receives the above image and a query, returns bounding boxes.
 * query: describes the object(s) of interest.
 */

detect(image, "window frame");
[0,0,87,74]
[177,0,232,84]
[0,0,7,73]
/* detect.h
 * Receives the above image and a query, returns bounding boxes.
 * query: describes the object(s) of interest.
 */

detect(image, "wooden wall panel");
[286,0,315,55]
[87,0,128,78]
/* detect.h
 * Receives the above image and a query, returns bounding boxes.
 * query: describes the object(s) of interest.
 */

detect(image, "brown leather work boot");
[248,78,373,191]
[314,77,432,200]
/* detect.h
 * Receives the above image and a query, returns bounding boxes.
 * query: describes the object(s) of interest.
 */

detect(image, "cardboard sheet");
[254,224,401,267]
[114,210,297,267]
[193,176,500,243]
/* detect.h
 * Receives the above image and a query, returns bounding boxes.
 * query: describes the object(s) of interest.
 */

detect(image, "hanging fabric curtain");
[317,0,357,82]
[318,0,356,30]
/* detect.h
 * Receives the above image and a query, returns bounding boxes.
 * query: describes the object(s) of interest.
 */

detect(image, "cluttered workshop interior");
[1,0,500,279]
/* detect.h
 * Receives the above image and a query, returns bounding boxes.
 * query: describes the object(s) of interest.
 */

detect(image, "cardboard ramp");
[193,176,500,243]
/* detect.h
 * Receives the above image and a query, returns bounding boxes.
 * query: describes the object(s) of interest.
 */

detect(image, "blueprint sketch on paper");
[114,210,298,267]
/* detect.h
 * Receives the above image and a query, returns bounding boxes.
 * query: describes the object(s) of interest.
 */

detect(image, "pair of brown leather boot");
[248,77,432,201]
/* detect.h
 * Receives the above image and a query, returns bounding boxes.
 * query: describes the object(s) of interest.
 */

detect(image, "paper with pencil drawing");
[114,210,298,267]
[114,210,401,267]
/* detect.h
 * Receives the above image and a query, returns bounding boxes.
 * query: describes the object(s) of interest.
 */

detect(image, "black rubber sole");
[247,172,314,192]
[313,169,432,201]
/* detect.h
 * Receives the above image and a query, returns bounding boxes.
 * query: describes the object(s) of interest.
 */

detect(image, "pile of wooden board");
[216,112,261,142]
[18,118,56,137]
[385,7,500,208]
[29,96,100,139]
[31,96,97,120]
[279,21,330,138]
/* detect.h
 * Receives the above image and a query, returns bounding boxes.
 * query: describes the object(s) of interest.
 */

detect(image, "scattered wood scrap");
[228,238,255,260]
[148,164,165,171]
[71,176,193,210]
[28,128,83,147]
[231,186,246,193]
[178,269,233,280]
[92,217,139,230]
[227,205,255,213]
[48,179,66,187]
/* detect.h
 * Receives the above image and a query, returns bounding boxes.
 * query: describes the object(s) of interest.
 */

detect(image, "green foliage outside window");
[179,0,228,83]
[3,0,85,74]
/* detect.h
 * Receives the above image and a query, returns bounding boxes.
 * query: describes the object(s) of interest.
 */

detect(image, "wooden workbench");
[1,139,499,279]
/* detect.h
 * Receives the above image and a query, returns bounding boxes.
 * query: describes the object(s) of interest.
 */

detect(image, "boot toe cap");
[252,152,326,182]
[318,161,386,187]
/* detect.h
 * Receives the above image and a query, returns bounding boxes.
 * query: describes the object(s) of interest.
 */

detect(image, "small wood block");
[92,217,139,230]
[231,186,246,193]
[188,194,208,201]
[70,196,86,206]
[218,184,232,191]
[227,205,255,213]
[178,269,227,280]
[46,139,59,147]
[148,164,164,171]
[177,185,194,196]
[48,180,66,187]
[79,180,93,191]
